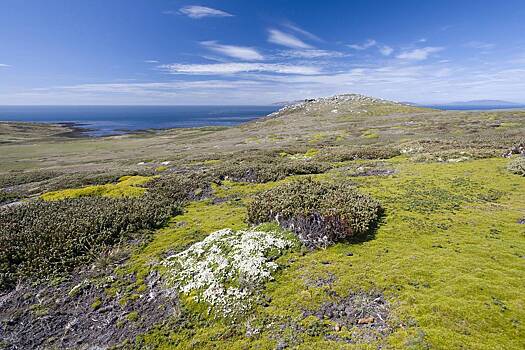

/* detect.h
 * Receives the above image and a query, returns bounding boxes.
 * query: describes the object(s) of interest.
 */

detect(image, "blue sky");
[1,0,525,105]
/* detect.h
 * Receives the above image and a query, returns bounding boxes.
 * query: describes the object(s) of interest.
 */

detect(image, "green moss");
[126,311,139,322]
[155,165,168,172]
[41,175,153,201]
[91,297,102,310]
[131,158,525,349]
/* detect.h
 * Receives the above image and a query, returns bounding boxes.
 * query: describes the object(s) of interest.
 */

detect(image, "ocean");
[1,104,523,137]
[0,105,280,136]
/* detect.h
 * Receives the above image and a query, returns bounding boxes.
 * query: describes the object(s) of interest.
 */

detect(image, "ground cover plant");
[163,225,298,316]
[507,156,525,176]
[247,178,382,248]
[40,175,153,200]
[1,96,525,349]
[0,194,180,290]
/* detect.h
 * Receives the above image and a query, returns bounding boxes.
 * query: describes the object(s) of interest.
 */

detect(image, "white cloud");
[282,22,322,42]
[0,64,10,67]
[200,41,264,61]
[144,60,159,63]
[378,45,394,56]
[347,39,377,50]
[348,40,393,56]
[464,41,495,50]
[397,47,443,61]
[267,29,313,49]
[278,49,344,58]
[178,5,233,19]
[160,62,321,75]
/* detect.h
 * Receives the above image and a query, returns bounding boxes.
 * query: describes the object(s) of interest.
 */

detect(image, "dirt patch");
[303,291,391,344]
[0,269,179,350]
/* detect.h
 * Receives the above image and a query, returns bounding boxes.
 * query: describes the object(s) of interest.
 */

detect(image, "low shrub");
[0,170,60,189]
[0,194,181,290]
[212,160,331,183]
[507,156,525,176]
[247,178,382,248]
[145,173,212,201]
[315,146,400,162]
[0,190,19,205]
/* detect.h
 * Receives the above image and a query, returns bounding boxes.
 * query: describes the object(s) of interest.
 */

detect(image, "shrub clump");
[212,160,330,183]
[507,156,525,176]
[315,146,400,162]
[247,178,382,248]
[0,194,180,290]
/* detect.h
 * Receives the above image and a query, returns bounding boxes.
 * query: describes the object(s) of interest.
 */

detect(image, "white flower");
[163,228,294,315]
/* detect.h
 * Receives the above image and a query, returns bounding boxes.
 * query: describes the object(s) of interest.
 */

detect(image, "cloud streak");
[267,29,313,49]
[200,41,264,61]
[160,62,321,75]
[348,40,393,56]
[178,6,233,19]
[397,47,443,61]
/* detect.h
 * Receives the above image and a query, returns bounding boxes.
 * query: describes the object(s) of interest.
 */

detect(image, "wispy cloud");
[267,29,313,49]
[348,40,393,56]
[282,22,322,42]
[0,64,10,67]
[464,41,495,50]
[177,5,233,19]
[278,49,344,58]
[378,45,394,56]
[347,39,377,50]
[200,41,264,61]
[160,62,321,75]
[397,47,443,61]
[144,60,159,63]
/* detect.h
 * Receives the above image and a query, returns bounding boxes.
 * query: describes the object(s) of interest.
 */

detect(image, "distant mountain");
[445,100,523,107]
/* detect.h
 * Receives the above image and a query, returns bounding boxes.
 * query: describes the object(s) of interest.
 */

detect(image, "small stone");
[346,252,354,256]
[334,323,341,332]
[357,316,374,325]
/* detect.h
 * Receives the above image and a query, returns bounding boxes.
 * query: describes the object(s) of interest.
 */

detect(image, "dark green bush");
[507,156,525,176]
[247,178,382,248]
[0,190,19,205]
[0,194,181,290]
[212,160,331,183]
[145,173,212,201]
[0,170,60,189]
[315,146,400,162]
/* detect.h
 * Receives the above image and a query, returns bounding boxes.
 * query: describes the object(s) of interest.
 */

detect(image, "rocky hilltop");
[269,93,408,117]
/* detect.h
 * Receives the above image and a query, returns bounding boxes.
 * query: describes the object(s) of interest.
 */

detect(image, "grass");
[40,175,153,201]
[132,157,525,349]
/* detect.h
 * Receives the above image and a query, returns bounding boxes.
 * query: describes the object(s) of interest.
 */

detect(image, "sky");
[1,0,525,105]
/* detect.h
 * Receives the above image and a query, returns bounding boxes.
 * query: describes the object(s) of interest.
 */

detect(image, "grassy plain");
[1,96,524,349]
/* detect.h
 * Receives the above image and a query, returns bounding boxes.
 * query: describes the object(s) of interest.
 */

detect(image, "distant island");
[416,99,525,110]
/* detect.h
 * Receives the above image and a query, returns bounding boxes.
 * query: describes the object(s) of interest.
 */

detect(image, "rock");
[346,252,354,257]
[334,323,341,331]
[357,316,375,325]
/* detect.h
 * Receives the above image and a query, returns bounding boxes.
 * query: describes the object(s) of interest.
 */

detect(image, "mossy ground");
[115,157,525,349]
[41,175,153,201]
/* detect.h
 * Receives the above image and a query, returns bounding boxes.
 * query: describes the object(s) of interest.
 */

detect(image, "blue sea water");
[0,105,280,136]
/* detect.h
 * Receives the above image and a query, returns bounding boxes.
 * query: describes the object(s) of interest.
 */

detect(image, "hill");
[1,94,525,349]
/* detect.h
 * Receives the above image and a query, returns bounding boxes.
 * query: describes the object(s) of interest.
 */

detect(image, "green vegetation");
[1,96,525,349]
[247,178,382,248]
[41,175,153,201]
[0,195,180,290]
[507,156,525,176]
